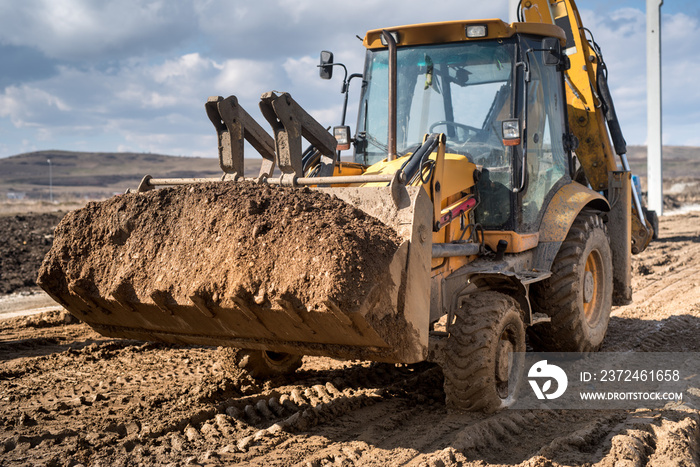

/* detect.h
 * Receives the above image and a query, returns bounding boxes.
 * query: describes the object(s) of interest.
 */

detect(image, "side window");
[361,54,389,164]
[521,41,569,229]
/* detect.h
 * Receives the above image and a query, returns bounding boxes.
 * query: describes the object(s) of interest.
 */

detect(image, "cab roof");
[363,19,566,49]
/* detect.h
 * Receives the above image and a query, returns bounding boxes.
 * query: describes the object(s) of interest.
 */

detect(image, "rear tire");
[643,207,659,240]
[528,211,613,352]
[222,348,303,380]
[442,291,526,413]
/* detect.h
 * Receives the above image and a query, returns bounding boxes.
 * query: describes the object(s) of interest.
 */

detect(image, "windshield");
[356,40,517,169]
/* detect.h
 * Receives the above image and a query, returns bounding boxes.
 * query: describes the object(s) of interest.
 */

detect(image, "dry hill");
[0,150,260,201]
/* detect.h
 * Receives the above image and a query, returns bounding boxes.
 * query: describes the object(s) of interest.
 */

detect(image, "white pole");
[509,0,520,23]
[647,0,663,215]
[48,159,53,203]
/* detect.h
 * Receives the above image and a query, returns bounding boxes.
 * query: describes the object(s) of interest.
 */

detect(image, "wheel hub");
[496,338,514,382]
[583,270,594,303]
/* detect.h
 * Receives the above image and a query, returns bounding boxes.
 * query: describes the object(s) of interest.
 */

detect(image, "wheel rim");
[582,249,604,325]
[495,326,517,399]
[263,351,290,366]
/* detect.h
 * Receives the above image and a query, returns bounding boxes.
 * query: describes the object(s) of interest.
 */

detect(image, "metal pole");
[47,159,53,203]
[509,0,520,23]
[381,30,397,161]
[647,0,663,215]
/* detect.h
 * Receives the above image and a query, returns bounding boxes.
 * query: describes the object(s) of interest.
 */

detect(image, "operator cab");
[356,20,573,235]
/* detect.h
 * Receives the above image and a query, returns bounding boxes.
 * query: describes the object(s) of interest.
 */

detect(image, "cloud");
[118,128,216,158]
[214,59,277,100]
[0,44,59,88]
[0,0,698,159]
[0,51,278,156]
[577,7,700,146]
[194,0,509,60]
[0,85,72,127]
[0,0,198,61]
[657,13,700,122]
[0,0,513,157]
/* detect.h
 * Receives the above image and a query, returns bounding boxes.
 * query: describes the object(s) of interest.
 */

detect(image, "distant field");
[0,146,697,207]
[627,145,700,182]
[0,150,263,204]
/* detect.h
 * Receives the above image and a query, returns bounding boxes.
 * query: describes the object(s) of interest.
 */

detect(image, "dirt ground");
[0,212,65,294]
[2,182,700,466]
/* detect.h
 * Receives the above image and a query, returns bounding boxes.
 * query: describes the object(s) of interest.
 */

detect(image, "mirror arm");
[317,63,348,90]
[512,61,528,193]
[340,74,363,126]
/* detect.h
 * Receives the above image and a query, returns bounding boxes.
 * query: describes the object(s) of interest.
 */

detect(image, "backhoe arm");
[520,0,653,253]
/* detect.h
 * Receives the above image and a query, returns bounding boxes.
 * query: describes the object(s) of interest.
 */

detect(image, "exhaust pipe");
[382,30,397,161]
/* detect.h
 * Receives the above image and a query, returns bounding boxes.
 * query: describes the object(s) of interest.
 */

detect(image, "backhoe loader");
[38,0,654,412]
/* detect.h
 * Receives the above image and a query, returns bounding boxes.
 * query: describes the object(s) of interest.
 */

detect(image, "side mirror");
[542,37,562,65]
[542,37,570,72]
[319,51,334,80]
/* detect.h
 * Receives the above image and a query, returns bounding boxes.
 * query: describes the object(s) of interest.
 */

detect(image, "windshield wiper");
[365,133,388,152]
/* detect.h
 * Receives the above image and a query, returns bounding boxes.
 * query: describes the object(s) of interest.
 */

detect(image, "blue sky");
[0,0,697,159]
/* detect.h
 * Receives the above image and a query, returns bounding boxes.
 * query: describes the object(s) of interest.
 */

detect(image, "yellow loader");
[39,0,653,412]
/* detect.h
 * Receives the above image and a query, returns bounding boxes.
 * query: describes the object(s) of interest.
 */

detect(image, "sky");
[0,0,698,159]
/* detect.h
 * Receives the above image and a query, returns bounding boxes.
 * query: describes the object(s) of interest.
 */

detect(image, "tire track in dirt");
[1,323,233,465]
[3,210,700,465]
[591,409,700,466]
[263,367,446,466]
[209,365,444,464]
[631,252,700,316]
[604,212,700,353]
[3,311,700,466]
[225,211,700,466]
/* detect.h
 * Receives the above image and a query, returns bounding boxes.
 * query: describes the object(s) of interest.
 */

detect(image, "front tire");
[442,291,526,413]
[529,211,613,352]
[222,348,303,380]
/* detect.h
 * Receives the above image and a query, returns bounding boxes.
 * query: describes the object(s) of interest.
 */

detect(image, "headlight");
[380,31,400,46]
[502,119,521,146]
[333,126,351,151]
[466,25,488,38]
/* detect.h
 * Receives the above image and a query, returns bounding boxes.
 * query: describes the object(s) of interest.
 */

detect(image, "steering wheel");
[428,121,481,143]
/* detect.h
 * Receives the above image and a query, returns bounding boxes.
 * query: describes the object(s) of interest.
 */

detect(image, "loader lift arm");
[205,95,276,181]
[259,91,338,185]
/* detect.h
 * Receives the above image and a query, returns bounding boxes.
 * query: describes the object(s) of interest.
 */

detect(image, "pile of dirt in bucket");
[38,182,400,315]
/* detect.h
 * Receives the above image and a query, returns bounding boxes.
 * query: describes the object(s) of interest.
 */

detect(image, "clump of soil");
[38,182,400,314]
[0,212,65,294]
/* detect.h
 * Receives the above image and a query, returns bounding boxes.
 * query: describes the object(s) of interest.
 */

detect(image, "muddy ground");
[2,182,700,466]
[0,212,65,294]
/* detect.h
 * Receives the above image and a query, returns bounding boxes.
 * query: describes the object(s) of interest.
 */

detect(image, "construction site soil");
[0,213,65,295]
[2,180,700,466]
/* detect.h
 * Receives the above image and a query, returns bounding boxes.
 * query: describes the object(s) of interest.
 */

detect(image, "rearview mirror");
[542,37,562,66]
[319,51,334,80]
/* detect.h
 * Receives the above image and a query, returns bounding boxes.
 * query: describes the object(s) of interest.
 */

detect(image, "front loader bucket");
[38,181,433,363]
